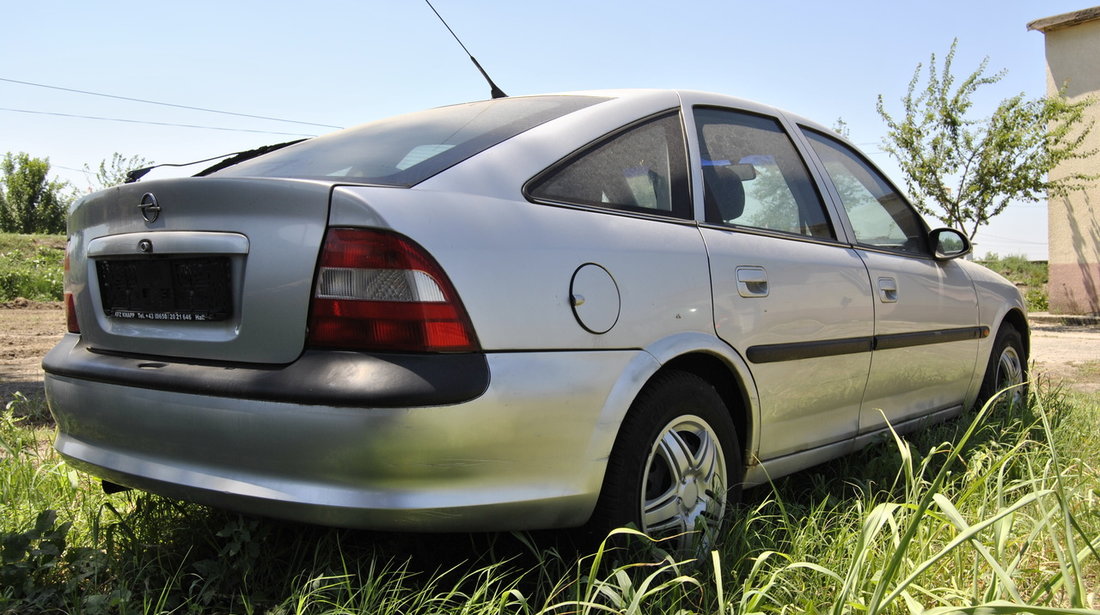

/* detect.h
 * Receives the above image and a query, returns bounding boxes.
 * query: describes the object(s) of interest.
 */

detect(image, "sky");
[1,0,1094,260]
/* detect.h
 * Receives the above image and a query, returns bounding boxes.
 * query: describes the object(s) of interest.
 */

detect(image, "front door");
[800,128,980,433]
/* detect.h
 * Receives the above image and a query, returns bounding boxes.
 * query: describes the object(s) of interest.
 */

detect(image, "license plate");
[97,257,232,321]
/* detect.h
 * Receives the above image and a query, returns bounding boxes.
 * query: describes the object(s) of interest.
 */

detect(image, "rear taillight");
[307,228,479,353]
[63,240,80,334]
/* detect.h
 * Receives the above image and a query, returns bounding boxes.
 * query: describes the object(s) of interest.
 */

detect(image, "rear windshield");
[211,95,607,186]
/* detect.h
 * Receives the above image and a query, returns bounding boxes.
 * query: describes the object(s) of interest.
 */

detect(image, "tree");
[832,117,851,139]
[876,40,1096,240]
[84,152,153,192]
[0,152,72,234]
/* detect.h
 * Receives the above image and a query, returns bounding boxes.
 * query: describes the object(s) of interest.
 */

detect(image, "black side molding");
[43,335,489,408]
[873,326,989,350]
[746,326,990,365]
[747,337,873,364]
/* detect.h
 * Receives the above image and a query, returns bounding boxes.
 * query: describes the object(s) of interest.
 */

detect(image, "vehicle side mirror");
[929,228,971,260]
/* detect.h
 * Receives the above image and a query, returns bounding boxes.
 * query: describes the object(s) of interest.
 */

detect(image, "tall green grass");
[2,385,1098,614]
[0,233,65,302]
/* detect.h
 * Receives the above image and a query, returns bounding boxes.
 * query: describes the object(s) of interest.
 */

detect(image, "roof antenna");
[425,0,507,99]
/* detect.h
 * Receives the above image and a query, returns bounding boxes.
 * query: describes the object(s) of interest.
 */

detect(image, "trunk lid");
[68,177,333,364]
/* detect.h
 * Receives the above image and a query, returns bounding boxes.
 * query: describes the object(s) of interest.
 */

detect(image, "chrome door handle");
[878,277,898,303]
[736,266,769,298]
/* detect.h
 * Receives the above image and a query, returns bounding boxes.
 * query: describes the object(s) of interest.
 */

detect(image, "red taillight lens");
[63,240,80,333]
[307,228,479,352]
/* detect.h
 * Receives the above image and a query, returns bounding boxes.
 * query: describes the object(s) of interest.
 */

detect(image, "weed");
[1,384,1098,613]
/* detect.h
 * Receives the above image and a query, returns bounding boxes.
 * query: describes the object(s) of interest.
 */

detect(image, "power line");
[0,76,343,129]
[53,164,92,175]
[0,107,317,137]
[977,232,1048,246]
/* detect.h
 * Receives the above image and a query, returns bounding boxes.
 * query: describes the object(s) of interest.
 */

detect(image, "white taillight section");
[315,268,447,303]
[63,239,80,334]
[307,228,479,353]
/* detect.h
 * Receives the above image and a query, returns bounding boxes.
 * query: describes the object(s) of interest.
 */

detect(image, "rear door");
[689,105,875,460]
[799,128,981,433]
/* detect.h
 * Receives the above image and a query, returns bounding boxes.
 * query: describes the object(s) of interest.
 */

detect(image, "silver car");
[44,90,1028,544]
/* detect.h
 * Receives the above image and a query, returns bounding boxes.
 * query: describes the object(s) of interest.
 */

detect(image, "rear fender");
[583,332,760,484]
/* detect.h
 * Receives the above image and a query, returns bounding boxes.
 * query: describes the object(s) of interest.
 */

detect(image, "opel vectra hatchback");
[44,90,1028,543]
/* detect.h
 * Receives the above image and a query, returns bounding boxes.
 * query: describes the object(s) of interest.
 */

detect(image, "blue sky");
[2,1,1093,259]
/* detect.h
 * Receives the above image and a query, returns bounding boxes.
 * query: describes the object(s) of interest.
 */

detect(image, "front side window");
[803,129,928,255]
[526,113,691,218]
[694,108,833,239]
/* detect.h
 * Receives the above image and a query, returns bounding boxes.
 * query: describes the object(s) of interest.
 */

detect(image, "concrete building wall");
[1031,10,1100,315]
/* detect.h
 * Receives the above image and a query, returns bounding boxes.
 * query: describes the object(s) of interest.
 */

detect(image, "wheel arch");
[966,306,1030,409]
[582,341,758,538]
[592,333,760,476]
[579,334,759,527]
[998,307,1030,361]
[659,352,753,466]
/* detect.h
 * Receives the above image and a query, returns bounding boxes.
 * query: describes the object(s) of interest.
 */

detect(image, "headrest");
[702,163,746,223]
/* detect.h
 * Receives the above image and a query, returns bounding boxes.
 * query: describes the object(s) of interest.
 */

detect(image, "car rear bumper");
[43,334,647,531]
[43,335,489,407]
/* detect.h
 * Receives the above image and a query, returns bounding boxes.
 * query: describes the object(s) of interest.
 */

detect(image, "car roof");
[487,89,837,139]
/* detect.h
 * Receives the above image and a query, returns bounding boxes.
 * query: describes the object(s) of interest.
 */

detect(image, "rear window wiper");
[123,139,309,183]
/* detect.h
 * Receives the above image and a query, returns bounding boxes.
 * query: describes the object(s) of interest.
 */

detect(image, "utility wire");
[977,232,1047,245]
[0,76,343,129]
[0,107,317,137]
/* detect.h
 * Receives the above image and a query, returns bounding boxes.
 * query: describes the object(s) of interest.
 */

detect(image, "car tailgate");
[68,177,332,364]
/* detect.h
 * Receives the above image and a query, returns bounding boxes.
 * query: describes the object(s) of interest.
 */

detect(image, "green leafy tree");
[877,40,1096,239]
[0,153,71,234]
[83,152,153,191]
[832,117,851,139]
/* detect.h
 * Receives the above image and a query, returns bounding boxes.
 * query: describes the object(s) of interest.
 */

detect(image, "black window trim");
[693,105,838,241]
[697,219,850,249]
[523,109,693,221]
[798,125,935,260]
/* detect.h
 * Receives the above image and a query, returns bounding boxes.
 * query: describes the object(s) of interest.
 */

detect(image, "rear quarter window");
[525,112,692,219]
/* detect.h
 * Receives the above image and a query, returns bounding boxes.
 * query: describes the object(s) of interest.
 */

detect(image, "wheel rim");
[996,345,1025,405]
[640,415,727,541]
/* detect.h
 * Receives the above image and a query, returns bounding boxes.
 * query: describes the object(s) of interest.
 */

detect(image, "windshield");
[211,95,607,186]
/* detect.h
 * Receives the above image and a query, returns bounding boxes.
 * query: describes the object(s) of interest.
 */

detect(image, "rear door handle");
[736,266,769,298]
[878,276,898,303]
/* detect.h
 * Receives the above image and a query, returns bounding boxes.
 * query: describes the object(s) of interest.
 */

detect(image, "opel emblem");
[139,192,161,223]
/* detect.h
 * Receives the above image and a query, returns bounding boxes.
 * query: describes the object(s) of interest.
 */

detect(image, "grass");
[0,235,1088,612]
[0,233,65,302]
[3,384,1099,614]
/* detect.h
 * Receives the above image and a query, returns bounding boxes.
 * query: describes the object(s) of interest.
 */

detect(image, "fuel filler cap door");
[569,263,620,334]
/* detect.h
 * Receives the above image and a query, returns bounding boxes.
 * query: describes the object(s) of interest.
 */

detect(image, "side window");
[527,113,690,218]
[694,108,834,239]
[803,129,928,255]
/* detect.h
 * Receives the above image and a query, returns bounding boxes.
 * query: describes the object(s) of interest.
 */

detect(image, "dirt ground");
[2,304,1098,406]
[1,302,66,404]
[1028,320,1100,394]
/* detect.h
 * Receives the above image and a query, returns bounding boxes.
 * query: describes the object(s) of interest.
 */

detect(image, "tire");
[977,326,1027,408]
[590,370,741,553]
